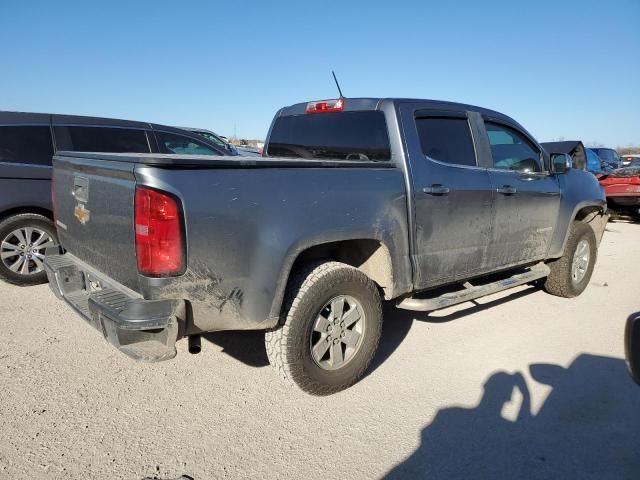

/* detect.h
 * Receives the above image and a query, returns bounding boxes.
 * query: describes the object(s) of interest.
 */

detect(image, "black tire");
[543,221,597,298]
[0,213,58,286]
[265,261,383,395]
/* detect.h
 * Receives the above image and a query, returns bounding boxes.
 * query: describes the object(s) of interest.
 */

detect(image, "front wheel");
[543,221,597,298]
[265,261,383,395]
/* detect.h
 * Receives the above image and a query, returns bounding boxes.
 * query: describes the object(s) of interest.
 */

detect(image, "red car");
[598,164,640,218]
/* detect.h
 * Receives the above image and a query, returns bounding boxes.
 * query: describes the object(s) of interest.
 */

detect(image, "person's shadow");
[385,354,640,479]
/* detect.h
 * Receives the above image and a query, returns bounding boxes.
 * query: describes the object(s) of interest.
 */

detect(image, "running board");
[397,263,550,312]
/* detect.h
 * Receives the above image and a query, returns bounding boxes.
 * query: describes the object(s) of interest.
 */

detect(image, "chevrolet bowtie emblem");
[74,203,91,225]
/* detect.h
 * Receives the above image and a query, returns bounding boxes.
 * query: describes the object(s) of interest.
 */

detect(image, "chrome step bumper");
[44,251,184,362]
[397,263,550,312]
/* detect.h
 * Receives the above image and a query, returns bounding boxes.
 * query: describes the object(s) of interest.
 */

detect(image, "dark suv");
[0,111,231,286]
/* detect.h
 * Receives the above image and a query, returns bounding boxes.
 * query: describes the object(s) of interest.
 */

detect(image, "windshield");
[593,148,620,164]
[191,130,228,148]
[266,111,391,161]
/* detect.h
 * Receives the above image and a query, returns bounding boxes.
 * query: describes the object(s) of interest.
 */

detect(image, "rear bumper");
[44,251,184,362]
[602,184,640,204]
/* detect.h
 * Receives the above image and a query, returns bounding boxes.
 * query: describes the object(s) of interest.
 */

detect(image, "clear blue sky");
[1,0,638,146]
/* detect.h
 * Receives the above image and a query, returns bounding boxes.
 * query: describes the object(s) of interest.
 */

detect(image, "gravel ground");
[1,221,639,480]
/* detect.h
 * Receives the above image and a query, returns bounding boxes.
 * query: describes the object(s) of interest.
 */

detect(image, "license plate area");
[54,264,85,296]
[84,272,104,293]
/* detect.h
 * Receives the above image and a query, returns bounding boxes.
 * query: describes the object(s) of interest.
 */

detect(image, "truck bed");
[50,151,411,339]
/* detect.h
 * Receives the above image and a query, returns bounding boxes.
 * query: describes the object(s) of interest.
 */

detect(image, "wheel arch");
[0,206,54,223]
[553,200,608,258]
[268,238,396,321]
[291,239,394,293]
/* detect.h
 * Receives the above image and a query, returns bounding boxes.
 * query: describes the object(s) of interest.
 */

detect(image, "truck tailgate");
[52,154,140,291]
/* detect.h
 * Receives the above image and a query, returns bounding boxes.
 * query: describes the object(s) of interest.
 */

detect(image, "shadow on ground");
[365,286,540,376]
[384,354,640,479]
[202,331,270,367]
[607,210,640,224]
[202,286,541,376]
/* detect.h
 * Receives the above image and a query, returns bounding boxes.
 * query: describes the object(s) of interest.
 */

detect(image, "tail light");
[306,98,345,114]
[135,187,184,276]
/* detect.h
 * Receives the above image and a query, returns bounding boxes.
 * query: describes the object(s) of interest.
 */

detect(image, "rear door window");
[0,125,54,166]
[485,122,542,173]
[266,111,390,161]
[54,126,150,153]
[155,131,220,155]
[415,117,477,167]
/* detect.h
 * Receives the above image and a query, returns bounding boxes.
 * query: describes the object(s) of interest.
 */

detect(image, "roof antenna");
[332,70,345,98]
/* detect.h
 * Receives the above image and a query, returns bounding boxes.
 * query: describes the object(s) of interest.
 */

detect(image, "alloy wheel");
[1,227,55,276]
[309,295,366,370]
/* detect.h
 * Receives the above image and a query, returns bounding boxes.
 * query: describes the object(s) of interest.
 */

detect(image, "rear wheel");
[265,261,383,395]
[543,221,597,298]
[0,213,58,286]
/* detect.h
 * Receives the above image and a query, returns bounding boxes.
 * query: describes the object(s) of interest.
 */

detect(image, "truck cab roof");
[269,97,537,161]
[276,97,513,121]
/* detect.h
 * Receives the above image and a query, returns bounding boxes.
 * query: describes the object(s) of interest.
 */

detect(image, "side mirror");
[625,312,640,385]
[551,153,572,173]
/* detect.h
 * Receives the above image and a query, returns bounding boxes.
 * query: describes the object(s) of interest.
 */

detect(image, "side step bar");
[397,262,550,312]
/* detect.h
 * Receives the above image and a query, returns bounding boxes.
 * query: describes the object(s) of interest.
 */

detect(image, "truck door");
[481,119,561,267]
[399,105,495,289]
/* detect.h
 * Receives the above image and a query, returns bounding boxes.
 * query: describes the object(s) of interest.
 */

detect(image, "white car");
[621,154,640,168]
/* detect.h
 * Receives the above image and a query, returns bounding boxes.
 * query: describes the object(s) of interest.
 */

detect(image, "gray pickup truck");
[44,97,607,394]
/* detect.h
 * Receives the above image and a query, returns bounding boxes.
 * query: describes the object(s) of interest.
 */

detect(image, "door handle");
[496,185,517,195]
[422,184,450,195]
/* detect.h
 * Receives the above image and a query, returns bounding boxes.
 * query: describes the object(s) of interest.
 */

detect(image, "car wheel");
[265,261,383,395]
[0,213,58,286]
[543,220,597,298]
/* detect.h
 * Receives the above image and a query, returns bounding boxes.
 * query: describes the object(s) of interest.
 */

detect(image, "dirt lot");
[1,221,639,480]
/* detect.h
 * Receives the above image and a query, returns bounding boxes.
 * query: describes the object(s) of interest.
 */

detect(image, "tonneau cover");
[541,141,584,155]
[541,141,587,170]
[54,151,395,168]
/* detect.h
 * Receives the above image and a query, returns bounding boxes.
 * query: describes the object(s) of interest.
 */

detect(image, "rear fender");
[268,229,411,323]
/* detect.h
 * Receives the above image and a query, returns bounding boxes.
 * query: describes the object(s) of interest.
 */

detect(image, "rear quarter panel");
[134,165,411,332]
[0,163,52,215]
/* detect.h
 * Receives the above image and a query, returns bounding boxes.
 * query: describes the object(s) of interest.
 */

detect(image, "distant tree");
[617,146,640,155]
